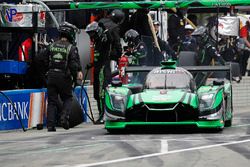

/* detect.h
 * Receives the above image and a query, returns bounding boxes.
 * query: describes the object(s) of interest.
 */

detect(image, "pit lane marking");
[67,139,250,167]
[232,123,250,127]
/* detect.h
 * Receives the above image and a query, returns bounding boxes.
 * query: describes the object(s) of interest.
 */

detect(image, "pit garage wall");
[0,86,87,130]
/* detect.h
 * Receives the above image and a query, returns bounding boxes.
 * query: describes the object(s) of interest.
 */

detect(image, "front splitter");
[105,120,224,129]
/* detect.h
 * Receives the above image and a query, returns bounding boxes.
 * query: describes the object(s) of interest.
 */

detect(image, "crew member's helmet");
[192,26,210,45]
[110,9,125,24]
[58,22,79,43]
[124,29,140,47]
[85,21,103,39]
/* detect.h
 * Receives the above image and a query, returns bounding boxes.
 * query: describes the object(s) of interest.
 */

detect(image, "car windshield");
[145,69,191,89]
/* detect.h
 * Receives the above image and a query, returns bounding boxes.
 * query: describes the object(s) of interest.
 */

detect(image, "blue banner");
[0,87,88,130]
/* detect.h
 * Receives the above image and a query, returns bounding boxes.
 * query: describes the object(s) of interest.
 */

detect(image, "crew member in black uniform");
[45,22,83,131]
[123,29,147,65]
[85,21,110,123]
[86,10,124,122]
[98,9,124,63]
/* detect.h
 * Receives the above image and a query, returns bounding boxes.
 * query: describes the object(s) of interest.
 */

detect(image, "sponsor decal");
[152,96,170,101]
[0,101,29,121]
[5,8,24,23]
[153,69,184,74]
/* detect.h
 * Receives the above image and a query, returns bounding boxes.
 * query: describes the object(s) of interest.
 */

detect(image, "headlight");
[110,94,127,112]
[199,93,214,110]
[201,94,213,100]
[199,107,223,120]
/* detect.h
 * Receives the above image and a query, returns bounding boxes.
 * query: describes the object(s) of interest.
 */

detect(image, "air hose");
[79,64,100,124]
[78,65,119,124]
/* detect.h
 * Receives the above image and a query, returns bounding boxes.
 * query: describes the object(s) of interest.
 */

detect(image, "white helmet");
[185,24,194,30]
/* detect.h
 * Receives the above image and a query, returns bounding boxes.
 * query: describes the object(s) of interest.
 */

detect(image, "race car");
[104,60,236,133]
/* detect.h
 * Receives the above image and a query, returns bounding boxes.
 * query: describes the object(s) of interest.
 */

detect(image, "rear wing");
[121,65,231,73]
[118,65,231,72]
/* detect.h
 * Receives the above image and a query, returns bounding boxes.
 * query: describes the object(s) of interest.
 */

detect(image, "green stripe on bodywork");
[105,119,224,129]
[213,89,223,109]
[105,90,112,110]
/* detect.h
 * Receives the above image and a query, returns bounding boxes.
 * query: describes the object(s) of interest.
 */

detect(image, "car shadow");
[106,125,223,135]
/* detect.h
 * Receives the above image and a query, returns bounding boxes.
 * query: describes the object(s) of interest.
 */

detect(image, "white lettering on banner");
[0,102,29,121]
[0,103,7,121]
[8,103,14,120]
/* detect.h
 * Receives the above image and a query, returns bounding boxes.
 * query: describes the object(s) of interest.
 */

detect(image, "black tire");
[107,128,125,134]
[225,96,233,127]
[178,51,198,66]
[218,100,226,131]
[225,118,232,127]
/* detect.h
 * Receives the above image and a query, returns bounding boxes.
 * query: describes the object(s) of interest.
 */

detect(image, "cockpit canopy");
[145,67,195,91]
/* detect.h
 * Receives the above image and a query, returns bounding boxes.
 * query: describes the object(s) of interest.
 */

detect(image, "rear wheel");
[218,100,226,131]
[225,96,233,127]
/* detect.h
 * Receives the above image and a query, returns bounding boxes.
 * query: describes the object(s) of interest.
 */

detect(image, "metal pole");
[32,11,38,60]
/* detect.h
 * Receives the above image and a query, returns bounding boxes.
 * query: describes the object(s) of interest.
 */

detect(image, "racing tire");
[178,51,198,66]
[217,100,226,132]
[107,129,125,134]
[225,118,232,127]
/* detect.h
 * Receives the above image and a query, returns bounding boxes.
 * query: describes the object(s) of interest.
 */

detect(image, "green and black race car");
[104,61,239,133]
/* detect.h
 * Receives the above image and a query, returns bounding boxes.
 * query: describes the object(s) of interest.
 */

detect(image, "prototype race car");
[104,61,238,133]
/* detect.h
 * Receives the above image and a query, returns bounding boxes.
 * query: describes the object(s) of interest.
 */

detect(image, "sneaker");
[47,127,56,132]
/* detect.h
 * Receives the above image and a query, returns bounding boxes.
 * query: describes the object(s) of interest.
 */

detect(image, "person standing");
[129,9,161,65]
[90,9,124,122]
[85,20,111,123]
[181,24,197,52]
[239,20,250,76]
[98,9,124,65]
[153,20,176,61]
[45,22,83,131]
[85,10,124,123]
[167,11,185,51]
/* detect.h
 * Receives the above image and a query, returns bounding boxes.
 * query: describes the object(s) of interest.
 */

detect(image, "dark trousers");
[239,50,250,76]
[47,71,73,128]
[93,60,111,116]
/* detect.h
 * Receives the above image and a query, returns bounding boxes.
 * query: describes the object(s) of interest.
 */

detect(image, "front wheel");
[225,118,232,127]
[107,128,125,134]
